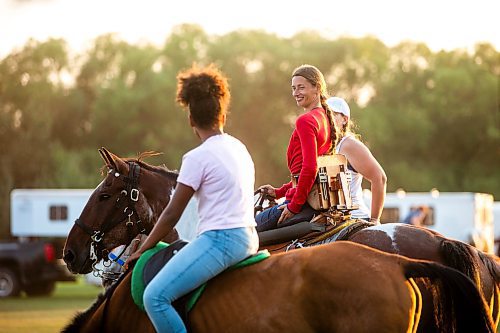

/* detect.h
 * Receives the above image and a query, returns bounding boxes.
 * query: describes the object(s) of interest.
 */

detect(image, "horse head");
[63,147,179,274]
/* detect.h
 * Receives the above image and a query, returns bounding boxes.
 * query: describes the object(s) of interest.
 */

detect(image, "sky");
[0,0,499,58]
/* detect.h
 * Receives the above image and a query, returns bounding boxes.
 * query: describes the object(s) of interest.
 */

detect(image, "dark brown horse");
[262,218,500,331]
[345,221,500,325]
[63,148,497,332]
[62,149,180,275]
[63,240,495,333]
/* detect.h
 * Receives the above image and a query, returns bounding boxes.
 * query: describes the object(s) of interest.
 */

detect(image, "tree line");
[1,24,498,238]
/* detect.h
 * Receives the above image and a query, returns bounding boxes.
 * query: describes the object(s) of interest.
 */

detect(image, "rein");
[254,189,277,217]
[74,161,150,274]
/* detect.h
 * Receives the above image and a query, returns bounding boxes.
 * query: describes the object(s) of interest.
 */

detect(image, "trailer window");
[404,205,435,227]
[49,205,68,221]
[421,207,435,226]
[380,207,400,223]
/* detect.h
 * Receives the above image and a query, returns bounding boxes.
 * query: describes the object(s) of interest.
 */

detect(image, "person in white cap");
[326,97,387,224]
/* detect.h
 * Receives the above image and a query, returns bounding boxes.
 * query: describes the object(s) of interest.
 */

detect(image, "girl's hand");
[123,250,143,270]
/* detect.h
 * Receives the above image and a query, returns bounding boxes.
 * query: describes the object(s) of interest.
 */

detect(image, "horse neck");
[140,167,177,223]
[82,273,153,333]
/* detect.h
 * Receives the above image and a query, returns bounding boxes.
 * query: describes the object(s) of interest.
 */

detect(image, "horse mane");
[61,291,108,333]
[61,269,133,333]
[99,150,179,181]
[125,155,179,182]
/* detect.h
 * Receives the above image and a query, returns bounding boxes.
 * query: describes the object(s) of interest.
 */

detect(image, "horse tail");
[477,250,500,284]
[441,238,500,328]
[439,238,481,286]
[477,250,500,328]
[404,260,495,333]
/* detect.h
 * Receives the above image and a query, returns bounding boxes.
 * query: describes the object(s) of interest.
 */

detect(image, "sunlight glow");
[0,0,498,58]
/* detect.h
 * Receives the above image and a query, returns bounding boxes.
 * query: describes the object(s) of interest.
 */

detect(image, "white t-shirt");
[336,135,371,219]
[177,133,256,235]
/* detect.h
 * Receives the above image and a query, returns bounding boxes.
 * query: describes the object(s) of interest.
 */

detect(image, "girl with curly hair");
[125,64,259,333]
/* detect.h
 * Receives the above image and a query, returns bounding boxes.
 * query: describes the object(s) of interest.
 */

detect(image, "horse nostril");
[63,250,75,264]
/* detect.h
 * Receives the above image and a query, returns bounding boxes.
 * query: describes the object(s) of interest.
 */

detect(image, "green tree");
[1,27,499,239]
[0,38,69,237]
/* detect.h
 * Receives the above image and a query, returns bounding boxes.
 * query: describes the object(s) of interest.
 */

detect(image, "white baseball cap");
[326,97,350,119]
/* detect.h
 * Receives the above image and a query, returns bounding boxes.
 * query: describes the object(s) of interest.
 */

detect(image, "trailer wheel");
[0,267,21,298]
[24,281,56,296]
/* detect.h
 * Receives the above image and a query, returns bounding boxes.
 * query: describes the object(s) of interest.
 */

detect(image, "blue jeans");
[255,202,288,232]
[143,227,259,333]
[255,201,317,232]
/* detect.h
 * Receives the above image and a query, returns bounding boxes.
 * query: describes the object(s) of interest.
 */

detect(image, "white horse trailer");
[10,188,200,286]
[11,189,94,238]
[370,191,495,254]
[11,188,199,240]
[493,202,500,255]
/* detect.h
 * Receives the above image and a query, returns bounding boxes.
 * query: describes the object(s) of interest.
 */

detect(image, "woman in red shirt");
[256,64,337,231]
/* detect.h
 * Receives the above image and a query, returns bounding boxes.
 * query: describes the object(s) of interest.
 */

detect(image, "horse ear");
[99,147,118,171]
[98,148,112,170]
[100,147,128,175]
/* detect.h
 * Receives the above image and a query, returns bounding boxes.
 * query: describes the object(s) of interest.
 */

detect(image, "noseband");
[74,161,151,269]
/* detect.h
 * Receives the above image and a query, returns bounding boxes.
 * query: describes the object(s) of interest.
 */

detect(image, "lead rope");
[101,235,147,286]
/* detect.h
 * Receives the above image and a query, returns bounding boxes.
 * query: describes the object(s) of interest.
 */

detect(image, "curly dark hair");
[176,64,231,129]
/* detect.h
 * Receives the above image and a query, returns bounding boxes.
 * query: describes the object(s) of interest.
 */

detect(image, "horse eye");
[99,194,111,201]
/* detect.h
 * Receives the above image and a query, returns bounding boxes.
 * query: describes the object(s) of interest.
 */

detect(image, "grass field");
[0,278,102,333]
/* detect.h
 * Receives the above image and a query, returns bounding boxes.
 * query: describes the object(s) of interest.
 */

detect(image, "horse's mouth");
[66,258,95,275]
[79,259,95,274]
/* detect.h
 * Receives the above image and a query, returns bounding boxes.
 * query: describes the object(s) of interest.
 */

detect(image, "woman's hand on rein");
[258,184,276,198]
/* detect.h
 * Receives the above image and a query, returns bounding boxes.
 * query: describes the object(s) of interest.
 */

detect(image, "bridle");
[74,161,151,273]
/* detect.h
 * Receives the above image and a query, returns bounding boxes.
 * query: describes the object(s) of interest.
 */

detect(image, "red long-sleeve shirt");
[275,107,332,213]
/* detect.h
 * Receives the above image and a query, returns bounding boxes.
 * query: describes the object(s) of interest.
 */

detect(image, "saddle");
[131,240,270,323]
[256,153,372,253]
[258,217,374,253]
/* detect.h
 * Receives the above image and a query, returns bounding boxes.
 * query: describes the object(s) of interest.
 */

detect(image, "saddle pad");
[131,241,170,311]
[335,219,375,241]
[143,240,189,285]
[309,219,376,247]
[131,243,271,312]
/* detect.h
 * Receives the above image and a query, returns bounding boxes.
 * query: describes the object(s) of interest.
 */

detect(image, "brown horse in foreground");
[62,241,494,333]
[62,148,498,331]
